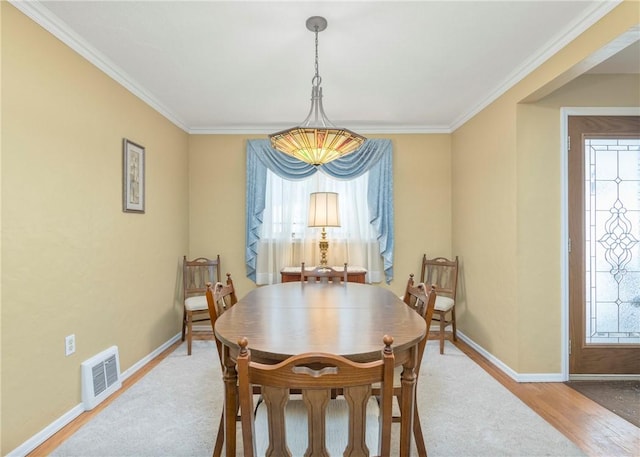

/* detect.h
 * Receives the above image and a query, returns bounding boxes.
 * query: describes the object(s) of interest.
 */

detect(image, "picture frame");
[122,138,145,213]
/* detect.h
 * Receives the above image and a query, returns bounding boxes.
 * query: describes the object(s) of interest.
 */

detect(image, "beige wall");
[515,73,640,372]
[187,133,453,296]
[1,4,190,453]
[452,1,639,373]
[452,101,520,367]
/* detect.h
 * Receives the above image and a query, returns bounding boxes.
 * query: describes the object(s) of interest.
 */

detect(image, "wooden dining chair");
[182,255,221,355]
[373,273,436,457]
[205,275,242,457]
[301,261,348,283]
[402,275,436,457]
[237,335,395,457]
[420,254,459,354]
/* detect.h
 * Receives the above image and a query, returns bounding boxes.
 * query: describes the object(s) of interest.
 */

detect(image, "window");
[245,138,394,284]
[255,170,384,284]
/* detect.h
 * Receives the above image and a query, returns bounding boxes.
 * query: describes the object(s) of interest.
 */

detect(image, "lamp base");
[318,227,329,266]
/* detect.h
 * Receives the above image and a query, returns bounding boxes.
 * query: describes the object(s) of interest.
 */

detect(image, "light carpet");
[51,340,585,457]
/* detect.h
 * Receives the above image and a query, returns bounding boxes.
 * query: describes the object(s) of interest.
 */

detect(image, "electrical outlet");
[65,334,76,356]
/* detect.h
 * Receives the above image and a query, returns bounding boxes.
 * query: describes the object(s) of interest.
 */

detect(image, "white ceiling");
[14,1,639,134]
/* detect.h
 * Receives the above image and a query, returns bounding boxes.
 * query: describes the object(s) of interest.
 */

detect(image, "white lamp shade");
[308,192,340,227]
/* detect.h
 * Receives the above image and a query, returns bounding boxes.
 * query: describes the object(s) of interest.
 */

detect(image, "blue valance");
[245,138,394,283]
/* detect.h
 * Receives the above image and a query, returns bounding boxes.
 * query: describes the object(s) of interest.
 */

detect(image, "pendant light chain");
[313,26,321,87]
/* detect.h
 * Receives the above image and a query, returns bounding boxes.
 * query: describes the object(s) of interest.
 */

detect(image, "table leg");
[399,348,418,457]
[223,345,237,456]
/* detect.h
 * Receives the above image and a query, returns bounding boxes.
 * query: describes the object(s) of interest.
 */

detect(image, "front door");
[568,115,640,375]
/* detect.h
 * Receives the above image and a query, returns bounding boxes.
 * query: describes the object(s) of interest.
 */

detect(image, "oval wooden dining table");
[214,281,426,456]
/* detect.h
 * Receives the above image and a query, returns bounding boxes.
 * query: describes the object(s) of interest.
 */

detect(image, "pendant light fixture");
[269,16,366,166]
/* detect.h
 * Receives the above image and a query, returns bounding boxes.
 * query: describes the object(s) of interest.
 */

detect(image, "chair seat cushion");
[435,295,454,312]
[184,295,207,311]
[254,397,380,455]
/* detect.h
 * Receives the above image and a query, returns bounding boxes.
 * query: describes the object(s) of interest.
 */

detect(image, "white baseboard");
[456,331,565,383]
[7,333,182,457]
[516,372,565,382]
[120,333,182,382]
[6,404,86,457]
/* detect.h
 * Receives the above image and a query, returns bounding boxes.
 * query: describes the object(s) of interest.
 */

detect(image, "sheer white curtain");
[255,170,384,284]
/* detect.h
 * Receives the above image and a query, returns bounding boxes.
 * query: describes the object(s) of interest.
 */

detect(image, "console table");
[280,265,367,283]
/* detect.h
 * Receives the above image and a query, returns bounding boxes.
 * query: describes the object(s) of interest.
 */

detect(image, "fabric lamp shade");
[308,192,340,227]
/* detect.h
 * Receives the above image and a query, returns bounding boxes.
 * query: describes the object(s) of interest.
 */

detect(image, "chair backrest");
[237,336,395,457]
[402,274,437,371]
[402,273,431,316]
[183,255,221,301]
[302,262,348,283]
[205,274,238,365]
[205,283,224,367]
[420,254,459,300]
[214,273,238,315]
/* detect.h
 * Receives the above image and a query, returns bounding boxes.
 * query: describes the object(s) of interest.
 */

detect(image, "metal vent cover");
[81,346,122,410]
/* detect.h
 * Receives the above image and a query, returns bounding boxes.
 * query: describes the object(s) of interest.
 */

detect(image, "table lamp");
[308,192,340,266]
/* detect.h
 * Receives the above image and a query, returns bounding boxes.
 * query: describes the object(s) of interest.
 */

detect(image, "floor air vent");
[81,346,122,410]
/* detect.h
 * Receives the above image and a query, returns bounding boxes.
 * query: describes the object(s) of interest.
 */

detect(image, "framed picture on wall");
[122,138,145,213]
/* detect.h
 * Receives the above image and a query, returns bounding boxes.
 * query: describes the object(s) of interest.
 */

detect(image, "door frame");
[560,106,640,381]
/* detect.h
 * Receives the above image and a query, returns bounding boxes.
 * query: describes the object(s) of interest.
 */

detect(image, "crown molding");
[11,0,622,136]
[188,125,452,135]
[10,0,190,132]
[450,0,622,132]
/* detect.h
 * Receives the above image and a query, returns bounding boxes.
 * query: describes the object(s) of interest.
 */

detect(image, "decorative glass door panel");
[584,138,640,345]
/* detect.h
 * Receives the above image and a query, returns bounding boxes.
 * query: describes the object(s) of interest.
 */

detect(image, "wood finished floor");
[28,333,640,457]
